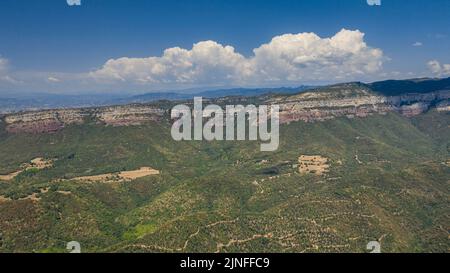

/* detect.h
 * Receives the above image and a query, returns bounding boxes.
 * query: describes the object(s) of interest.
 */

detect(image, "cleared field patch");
[0,158,53,181]
[72,167,160,183]
[0,171,22,181]
[119,167,160,180]
[19,188,49,202]
[73,173,114,183]
[298,155,330,176]
[29,158,53,169]
[0,195,12,203]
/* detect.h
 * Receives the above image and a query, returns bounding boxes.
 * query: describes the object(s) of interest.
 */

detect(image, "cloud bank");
[428,60,450,77]
[91,29,385,86]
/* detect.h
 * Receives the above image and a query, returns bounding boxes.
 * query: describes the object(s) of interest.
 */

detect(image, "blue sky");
[0,0,449,94]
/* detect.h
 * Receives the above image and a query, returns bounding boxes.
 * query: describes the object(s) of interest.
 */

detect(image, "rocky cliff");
[1,83,449,133]
[269,84,450,124]
[2,105,165,134]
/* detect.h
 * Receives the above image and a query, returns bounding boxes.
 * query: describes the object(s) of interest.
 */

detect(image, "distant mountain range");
[369,77,450,96]
[1,77,450,114]
[0,86,313,114]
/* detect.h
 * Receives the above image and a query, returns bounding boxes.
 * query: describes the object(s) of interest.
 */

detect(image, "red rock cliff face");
[4,109,86,134]
[3,105,165,134]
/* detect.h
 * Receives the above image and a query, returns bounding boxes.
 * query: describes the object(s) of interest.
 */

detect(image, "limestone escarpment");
[269,85,450,124]
[92,105,165,126]
[4,109,86,133]
[2,84,449,133]
[2,105,165,134]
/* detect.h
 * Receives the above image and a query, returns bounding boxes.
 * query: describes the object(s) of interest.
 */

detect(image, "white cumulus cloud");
[91,29,385,86]
[428,60,450,77]
[47,76,61,83]
[92,40,249,85]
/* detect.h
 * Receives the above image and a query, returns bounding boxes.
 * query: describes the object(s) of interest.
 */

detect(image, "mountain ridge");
[2,77,449,134]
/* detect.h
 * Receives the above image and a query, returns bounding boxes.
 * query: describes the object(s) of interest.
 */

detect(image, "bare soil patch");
[298,155,330,176]
[0,171,22,181]
[0,195,12,203]
[0,158,53,181]
[56,190,72,195]
[118,167,160,179]
[72,167,160,183]
[29,158,53,169]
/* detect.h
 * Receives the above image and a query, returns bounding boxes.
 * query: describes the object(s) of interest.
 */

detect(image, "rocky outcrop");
[4,109,86,134]
[2,85,449,133]
[271,86,450,124]
[398,102,430,118]
[3,105,165,134]
[93,105,165,126]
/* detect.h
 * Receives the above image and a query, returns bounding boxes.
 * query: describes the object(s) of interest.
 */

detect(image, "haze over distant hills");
[2,77,450,114]
[0,86,314,114]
